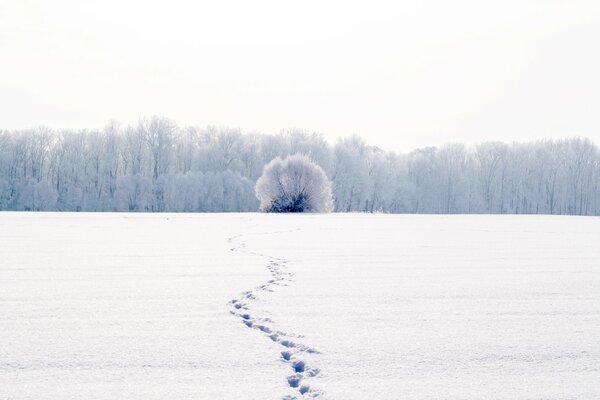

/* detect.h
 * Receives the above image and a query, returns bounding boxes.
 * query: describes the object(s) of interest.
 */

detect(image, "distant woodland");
[1,117,599,215]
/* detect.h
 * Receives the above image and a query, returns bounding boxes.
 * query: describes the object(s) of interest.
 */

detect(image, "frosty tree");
[255,154,334,213]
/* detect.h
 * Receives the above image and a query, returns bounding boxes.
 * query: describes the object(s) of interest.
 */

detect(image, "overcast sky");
[1,0,599,152]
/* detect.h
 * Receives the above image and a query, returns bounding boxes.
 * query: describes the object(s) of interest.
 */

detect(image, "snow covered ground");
[1,213,599,399]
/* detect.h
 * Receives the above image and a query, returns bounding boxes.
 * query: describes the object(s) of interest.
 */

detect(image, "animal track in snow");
[228,232,323,399]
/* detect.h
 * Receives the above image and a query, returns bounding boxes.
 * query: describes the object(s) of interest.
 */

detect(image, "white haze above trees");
[0,117,599,215]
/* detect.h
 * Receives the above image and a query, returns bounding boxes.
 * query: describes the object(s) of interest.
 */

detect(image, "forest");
[1,117,599,215]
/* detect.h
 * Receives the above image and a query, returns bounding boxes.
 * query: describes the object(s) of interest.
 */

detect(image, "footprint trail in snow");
[228,233,323,399]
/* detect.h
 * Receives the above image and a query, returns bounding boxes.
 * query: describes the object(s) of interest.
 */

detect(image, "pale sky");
[1,0,599,152]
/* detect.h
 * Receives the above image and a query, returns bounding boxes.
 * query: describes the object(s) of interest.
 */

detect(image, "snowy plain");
[1,213,599,399]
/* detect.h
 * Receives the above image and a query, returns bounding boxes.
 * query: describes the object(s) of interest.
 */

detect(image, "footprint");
[287,375,301,388]
[299,385,310,395]
[292,360,305,373]
[256,325,271,334]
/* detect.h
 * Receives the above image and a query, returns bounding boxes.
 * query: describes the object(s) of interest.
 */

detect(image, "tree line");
[1,117,599,215]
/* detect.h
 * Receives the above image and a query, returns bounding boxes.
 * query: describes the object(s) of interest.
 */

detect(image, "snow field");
[1,213,599,399]
[0,213,284,399]
[249,214,600,399]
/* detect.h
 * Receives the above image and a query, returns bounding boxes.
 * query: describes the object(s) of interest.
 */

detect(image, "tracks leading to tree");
[228,231,323,399]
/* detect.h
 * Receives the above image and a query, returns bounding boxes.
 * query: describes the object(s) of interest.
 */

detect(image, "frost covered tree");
[255,154,333,213]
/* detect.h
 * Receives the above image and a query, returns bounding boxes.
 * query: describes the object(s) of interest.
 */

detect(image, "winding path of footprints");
[228,233,323,399]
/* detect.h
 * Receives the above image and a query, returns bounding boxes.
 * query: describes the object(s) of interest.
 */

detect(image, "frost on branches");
[255,154,334,213]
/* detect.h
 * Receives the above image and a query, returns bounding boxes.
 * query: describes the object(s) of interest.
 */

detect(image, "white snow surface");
[1,213,599,399]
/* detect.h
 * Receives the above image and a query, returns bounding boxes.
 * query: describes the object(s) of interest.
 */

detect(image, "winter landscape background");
[3,1,600,399]
[1,118,600,215]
